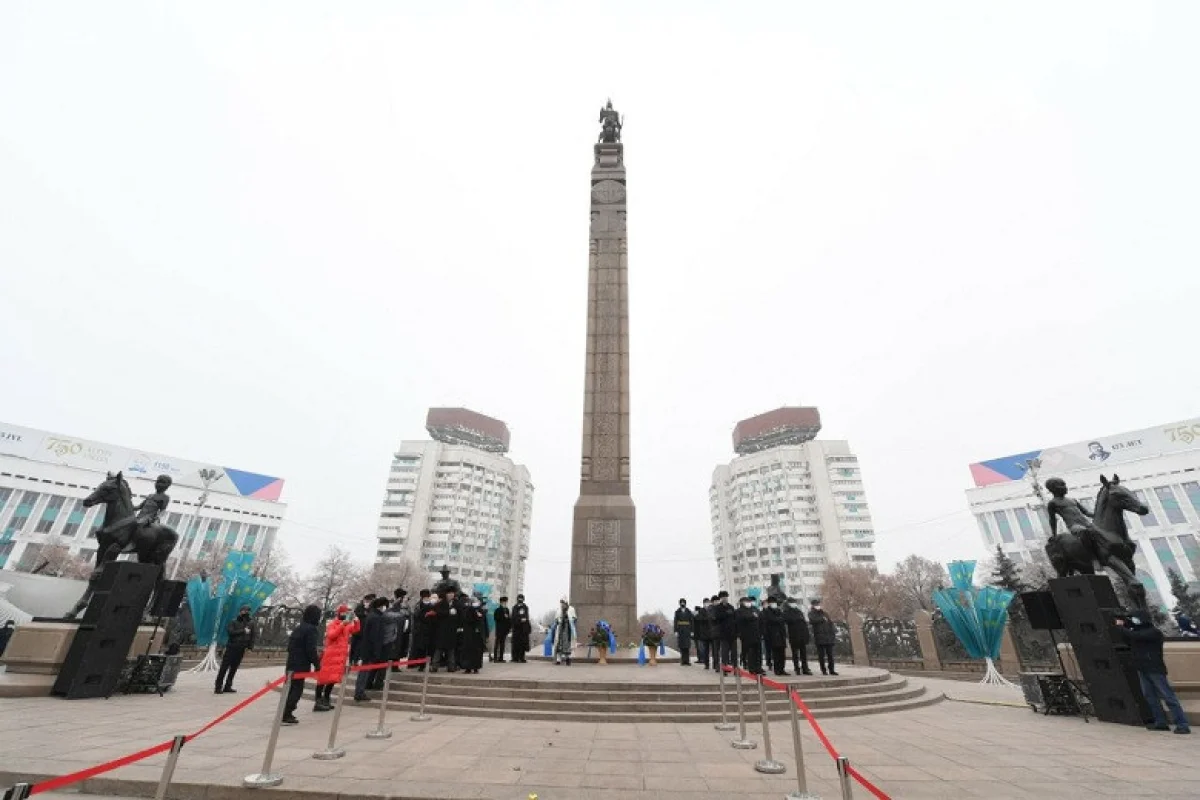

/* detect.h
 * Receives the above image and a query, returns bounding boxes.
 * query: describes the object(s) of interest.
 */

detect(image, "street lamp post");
[169,467,223,581]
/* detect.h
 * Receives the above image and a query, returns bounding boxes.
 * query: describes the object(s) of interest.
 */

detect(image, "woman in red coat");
[314,604,359,711]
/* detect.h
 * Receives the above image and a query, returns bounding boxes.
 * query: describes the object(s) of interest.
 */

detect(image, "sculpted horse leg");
[63,537,124,620]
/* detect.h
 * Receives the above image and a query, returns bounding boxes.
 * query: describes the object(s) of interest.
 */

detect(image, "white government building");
[0,422,286,572]
[966,416,1200,607]
[374,408,533,600]
[710,407,878,601]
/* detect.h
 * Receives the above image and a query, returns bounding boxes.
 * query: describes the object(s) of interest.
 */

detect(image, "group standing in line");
[673,592,839,677]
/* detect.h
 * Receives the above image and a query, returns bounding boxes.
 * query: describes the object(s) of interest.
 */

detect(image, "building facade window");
[1153,486,1187,525]
[1014,508,1038,541]
[3,491,40,539]
[1151,537,1181,576]
[35,495,68,533]
[61,499,86,538]
[1176,534,1200,579]
[974,513,994,545]
[992,510,1015,543]
[1182,482,1200,518]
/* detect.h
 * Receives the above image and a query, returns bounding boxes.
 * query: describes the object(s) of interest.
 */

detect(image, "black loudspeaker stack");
[1048,574,1150,726]
[52,561,161,700]
[1019,591,1063,631]
[149,579,187,618]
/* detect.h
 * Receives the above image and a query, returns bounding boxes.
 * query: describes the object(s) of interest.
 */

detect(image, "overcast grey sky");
[2,2,1198,616]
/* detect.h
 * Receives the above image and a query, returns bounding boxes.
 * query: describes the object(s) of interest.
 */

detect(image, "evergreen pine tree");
[1167,568,1200,619]
[990,545,1030,623]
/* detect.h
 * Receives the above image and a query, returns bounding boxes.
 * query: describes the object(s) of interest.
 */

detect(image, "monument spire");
[569,101,638,644]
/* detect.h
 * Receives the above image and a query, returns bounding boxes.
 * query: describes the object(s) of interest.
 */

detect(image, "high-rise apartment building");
[375,408,533,600]
[710,407,877,600]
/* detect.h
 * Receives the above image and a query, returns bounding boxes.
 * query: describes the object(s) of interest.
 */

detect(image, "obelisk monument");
[569,100,639,644]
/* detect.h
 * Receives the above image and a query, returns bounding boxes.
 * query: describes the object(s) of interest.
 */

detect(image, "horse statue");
[63,471,180,619]
[1044,474,1148,609]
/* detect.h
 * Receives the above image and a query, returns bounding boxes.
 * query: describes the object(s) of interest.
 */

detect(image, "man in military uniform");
[510,594,531,663]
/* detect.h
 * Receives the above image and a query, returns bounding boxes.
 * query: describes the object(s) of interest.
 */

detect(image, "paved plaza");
[1,664,1196,799]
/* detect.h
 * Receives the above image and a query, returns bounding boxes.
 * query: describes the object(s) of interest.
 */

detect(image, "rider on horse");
[132,474,172,536]
[1045,478,1108,557]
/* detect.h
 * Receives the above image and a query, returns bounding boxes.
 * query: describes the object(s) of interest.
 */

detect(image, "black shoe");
[778,671,791,676]
[223,687,237,693]
[354,695,368,703]
[802,670,813,676]
[213,688,223,695]
[829,671,839,676]
[313,703,332,712]
[1174,727,1191,735]
[1146,724,1170,731]
[281,716,299,725]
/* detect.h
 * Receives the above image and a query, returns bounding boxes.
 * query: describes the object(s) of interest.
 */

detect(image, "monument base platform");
[0,620,158,698]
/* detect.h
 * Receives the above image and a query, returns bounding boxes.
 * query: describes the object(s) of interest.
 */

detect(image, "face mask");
[741,602,751,608]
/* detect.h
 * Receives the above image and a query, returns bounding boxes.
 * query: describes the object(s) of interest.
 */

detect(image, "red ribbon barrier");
[186,676,286,740]
[29,740,175,795]
[725,663,892,799]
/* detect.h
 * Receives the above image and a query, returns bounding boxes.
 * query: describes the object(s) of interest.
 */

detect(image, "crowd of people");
[673,592,840,677]
[279,573,534,725]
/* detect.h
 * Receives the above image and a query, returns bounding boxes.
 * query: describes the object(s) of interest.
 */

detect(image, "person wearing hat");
[711,590,737,671]
[673,598,694,666]
[694,598,713,670]
[807,598,838,676]
[388,588,411,668]
[493,596,512,663]
[1116,612,1190,733]
[734,596,763,675]
[354,596,393,701]
[783,597,813,675]
[511,594,532,663]
[428,588,460,673]
[408,590,434,670]
[215,604,256,694]
[763,595,788,676]
[283,605,324,724]
[314,603,359,712]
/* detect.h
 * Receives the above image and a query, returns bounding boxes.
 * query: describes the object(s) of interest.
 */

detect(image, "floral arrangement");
[589,622,612,648]
[641,623,665,647]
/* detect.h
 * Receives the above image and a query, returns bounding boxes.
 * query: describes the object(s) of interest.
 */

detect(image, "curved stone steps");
[300,669,942,722]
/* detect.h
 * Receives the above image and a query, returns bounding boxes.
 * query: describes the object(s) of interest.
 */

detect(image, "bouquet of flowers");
[589,622,613,649]
[641,623,665,647]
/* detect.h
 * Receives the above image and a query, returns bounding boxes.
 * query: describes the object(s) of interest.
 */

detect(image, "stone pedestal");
[914,610,941,671]
[0,620,156,697]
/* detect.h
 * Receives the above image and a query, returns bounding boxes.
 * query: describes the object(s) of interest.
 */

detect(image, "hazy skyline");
[3,2,1198,617]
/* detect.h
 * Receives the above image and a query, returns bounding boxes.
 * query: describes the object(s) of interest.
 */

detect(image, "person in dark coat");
[783,597,813,675]
[407,590,433,670]
[350,593,375,664]
[215,604,256,694]
[492,597,512,663]
[461,597,488,673]
[354,597,391,701]
[389,588,410,664]
[762,597,789,676]
[510,594,531,663]
[734,597,763,674]
[694,599,712,670]
[428,590,460,673]
[1117,613,1190,733]
[283,604,323,724]
[673,598,694,666]
[0,620,15,657]
[711,590,737,671]
[808,599,838,676]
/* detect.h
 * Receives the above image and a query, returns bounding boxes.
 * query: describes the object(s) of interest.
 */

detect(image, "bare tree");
[818,563,873,622]
[254,545,303,607]
[537,608,559,632]
[1020,548,1057,591]
[346,557,429,601]
[28,537,92,580]
[171,546,236,583]
[892,555,949,616]
[637,610,671,635]
[303,546,362,615]
[860,572,906,619]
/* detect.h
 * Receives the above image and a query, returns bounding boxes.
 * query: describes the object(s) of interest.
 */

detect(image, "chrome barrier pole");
[715,663,736,731]
[244,672,291,788]
[753,675,785,774]
[836,756,854,799]
[786,689,819,799]
[366,661,393,739]
[731,668,757,750]
[313,663,351,759]
[410,658,431,722]
[154,735,187,800]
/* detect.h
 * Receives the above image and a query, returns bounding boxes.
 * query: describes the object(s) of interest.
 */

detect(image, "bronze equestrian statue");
[64,472,180,619]
[1044,474,1148,609]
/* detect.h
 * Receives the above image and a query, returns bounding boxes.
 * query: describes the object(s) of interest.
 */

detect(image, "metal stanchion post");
[367,661,393,739]
[836,756,854,799]
[313,663,351,759]
[786,688,820,799]
[731,668,757,750]
[3,783,32,800]
[154,735,187,800]
[244,672,292,788]
[714,664,735,731]
[753,675,785,774]
[410,658,432,722]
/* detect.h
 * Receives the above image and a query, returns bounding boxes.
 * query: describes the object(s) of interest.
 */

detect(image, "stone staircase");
[312,665,942,722]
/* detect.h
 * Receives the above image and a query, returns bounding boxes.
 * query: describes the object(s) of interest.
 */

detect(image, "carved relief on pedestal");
[591,179,626,204]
